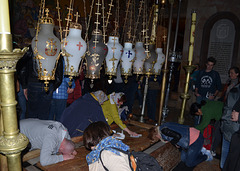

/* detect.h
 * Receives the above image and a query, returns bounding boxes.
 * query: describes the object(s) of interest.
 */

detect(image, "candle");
[0,0,11,34]
[188,12,196,63]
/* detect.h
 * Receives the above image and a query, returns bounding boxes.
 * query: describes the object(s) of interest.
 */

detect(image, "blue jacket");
[160,122,190,149]
[60,93,107,137]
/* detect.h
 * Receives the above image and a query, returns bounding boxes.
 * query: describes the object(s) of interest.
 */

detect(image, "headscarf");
[86,136,130,165]
[109,92,125,105]
[91,90,108,105]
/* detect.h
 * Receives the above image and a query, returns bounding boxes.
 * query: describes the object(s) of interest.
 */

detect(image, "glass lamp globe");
[63,22,87,77]
[105,34,123,82]
[85,29,108,81]
[133,41,147,76]
[120,41,135,83]
[31,10,61,91]
[144,44,157,76]
[153,48,165,79]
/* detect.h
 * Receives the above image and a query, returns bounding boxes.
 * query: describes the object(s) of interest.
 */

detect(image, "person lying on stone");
[60,90,139,137]
[20,118,77,166]
[148,122,213,168]
[83,121,132,171]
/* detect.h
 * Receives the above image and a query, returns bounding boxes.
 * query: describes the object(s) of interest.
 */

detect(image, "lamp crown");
[40,8,54,25]
[70,22,82,30]
[92,29,102,35]
[109,31,119,37]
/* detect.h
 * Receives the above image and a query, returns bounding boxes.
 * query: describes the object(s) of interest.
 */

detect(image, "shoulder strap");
[99,149,109,171]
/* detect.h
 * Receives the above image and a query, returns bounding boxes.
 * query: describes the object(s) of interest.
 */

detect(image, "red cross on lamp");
[63,22,87,82]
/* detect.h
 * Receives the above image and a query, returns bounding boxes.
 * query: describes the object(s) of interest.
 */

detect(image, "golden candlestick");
[0,1,29,170]
[178,11,197,124]
[0,37,29,171]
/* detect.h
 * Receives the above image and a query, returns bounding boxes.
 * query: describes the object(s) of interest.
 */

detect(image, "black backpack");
[100,147,163,171]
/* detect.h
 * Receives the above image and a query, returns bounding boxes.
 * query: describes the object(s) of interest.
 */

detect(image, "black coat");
[223,129,240,171]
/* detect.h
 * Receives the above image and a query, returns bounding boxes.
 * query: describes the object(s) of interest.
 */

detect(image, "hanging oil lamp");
[120,40,135,83]
[63,12,87,86]
[133,41,146,76]
[85,29,108,83]
[31,8,61,92]
[105,33,123,84]
[153,47,165,80]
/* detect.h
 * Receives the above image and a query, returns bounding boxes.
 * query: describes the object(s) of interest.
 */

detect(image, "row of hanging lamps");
[32,7,61,92]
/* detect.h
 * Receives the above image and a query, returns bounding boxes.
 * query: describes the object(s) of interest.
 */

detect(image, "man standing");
[195,57,222,103]
[194,57,222,125]
[20,119,77,166]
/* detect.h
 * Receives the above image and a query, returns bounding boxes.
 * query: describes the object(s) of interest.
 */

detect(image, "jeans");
[27,82,53,120]
[17,84,26,120]
[220,136,230,168]
[181,133,207,167]
[49,99,67,121]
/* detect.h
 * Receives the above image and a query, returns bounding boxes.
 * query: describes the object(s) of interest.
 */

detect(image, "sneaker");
[205,150,213,161]
[210,150,216,157]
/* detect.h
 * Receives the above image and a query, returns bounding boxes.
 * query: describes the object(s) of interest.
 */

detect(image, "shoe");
[205,150,213,161]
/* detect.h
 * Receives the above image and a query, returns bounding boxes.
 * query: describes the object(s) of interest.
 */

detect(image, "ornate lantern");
[105,34,123,83]
[31,8,61,91]
[153,47,165,80]
[120,41,135,83]
[63,22,87,85]
[85,29,108,81]
[133,41,146,76]
[144,44,157,76]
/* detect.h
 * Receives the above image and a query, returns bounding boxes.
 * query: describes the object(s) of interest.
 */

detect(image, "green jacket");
[196,100,224,133]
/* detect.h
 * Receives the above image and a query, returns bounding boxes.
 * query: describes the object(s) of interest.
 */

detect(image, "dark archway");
[200,12,240,68]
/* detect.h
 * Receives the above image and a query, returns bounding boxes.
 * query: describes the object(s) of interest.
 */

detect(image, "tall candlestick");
[188,12,196,63]
[0,0,11,34]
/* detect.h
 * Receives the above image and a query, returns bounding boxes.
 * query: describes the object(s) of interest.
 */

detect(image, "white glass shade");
[105,36,123,76]
[133,42,147,75]
[153,48,165,75]
[63,27,87,76]
[121,42,135,76]
[144,44,157,75]
[31,23,61,80]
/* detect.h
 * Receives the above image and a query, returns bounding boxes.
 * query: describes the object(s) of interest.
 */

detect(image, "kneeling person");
[148,122,213,167]
[20,118,77,166]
